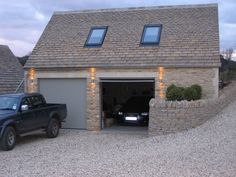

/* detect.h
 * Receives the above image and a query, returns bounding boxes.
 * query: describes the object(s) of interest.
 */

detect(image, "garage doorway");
[101,79,154,130]
[38,78,87,129]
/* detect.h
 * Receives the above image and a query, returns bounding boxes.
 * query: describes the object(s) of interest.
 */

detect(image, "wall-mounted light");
[28,68,36,93]
[90,68,96,92]
[158,67,165,99]
[159,67,164,80]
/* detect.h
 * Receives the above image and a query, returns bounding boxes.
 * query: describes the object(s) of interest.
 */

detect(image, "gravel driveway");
[1,101,236,177]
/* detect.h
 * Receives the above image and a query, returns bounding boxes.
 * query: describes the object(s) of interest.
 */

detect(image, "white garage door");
[38,78,87,129]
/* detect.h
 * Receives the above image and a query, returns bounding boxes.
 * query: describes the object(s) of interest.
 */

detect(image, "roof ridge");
[54,3,218,15]
[0,44,9,48]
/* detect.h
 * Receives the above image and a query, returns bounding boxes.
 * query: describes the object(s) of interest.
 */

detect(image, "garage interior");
[101,79,154,130]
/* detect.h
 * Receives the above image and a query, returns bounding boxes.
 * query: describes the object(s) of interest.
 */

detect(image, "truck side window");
[30,96,45,109]
[21,98,32,110]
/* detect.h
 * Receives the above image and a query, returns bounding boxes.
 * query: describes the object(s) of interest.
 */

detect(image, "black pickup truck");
[0,93,67,151]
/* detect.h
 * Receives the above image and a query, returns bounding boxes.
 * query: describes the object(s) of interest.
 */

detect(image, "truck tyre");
[46,118,60,138]
[0,126,16,151]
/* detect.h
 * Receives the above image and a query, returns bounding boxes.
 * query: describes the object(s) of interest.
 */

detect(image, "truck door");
[18,97,36,133]
[30,96,49,128]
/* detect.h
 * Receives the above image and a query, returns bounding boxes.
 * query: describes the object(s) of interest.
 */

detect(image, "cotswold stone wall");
[163,68,219,99]
[149,82,236,135]
[86,68,219,131]
[31,67,219,131]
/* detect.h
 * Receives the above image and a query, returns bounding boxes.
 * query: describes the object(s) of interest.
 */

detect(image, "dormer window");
[85,26,108,46]
[141,25,162,45]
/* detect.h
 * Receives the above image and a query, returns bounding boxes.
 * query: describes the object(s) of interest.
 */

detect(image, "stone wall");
[86,69,101,131]
[149,82,236,135]
[86,67,219,131]
[26,67,219,131]
[163,68,219,99]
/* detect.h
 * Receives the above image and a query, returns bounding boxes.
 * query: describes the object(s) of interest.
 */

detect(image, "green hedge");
[191,84,202,99]
[166,84,202,101]
[166,84,184,101]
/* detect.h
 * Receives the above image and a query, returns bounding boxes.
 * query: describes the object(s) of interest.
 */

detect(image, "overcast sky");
[0,0,235,56]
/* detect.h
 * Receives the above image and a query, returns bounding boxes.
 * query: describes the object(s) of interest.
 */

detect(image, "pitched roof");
[0,45,24,94]
[26,4,220,69]
[17,55,29,66]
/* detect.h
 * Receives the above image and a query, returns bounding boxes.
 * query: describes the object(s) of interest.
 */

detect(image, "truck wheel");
[0,126,16,151]
[46,119,60,138]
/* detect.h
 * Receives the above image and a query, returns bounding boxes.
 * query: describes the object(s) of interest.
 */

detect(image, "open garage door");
[101,79,154,129]
[38,78,87,129]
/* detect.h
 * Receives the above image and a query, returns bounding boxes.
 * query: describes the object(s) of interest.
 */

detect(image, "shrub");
[166,85,184,101]
[166,84,177,93]
[183,87,198,101]
[191,84,202,99]
[166,84,202,101]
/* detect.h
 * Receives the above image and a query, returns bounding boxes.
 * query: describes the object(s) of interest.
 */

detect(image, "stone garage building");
[25,4,220,131]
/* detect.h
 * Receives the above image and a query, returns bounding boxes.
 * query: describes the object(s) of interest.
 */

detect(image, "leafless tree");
[222,48,234,61]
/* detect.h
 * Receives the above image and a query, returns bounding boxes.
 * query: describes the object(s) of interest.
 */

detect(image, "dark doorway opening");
[101,79,154,130]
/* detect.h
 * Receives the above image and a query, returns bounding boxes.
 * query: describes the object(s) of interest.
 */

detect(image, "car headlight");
[118,112,123,115]
[141,112,148,116]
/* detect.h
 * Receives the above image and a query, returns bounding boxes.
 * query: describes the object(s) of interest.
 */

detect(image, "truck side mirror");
[21,105,29,111]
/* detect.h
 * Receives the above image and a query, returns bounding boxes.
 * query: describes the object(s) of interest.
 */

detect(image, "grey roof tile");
[26,4,220,68]
[0,45,24,94]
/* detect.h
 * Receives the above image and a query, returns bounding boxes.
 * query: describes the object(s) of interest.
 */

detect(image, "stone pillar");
[155,67,166,100]
[86,68,101,131]
[27,68,37,93]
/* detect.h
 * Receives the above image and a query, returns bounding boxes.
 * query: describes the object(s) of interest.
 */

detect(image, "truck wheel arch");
[1,121,17,138]
[49,112,61,128]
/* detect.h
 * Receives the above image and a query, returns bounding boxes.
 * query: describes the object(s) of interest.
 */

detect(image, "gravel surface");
[1,101,236,177]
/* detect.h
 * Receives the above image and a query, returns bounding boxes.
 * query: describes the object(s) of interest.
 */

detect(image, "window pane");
[31,96,44,108]
[143,26,161,43]
[88,29,106,44]
[21,98,32,109]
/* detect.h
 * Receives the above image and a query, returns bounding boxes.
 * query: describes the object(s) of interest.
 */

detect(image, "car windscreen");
[122,97,151,112]
[0,96,19,111]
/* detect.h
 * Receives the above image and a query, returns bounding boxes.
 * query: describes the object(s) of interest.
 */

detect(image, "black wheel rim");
[7,131,15,146]
[52,122,59,135]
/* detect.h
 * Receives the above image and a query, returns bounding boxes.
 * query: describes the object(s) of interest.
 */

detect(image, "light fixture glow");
[28,68,36,93]
[158,67,165,99]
